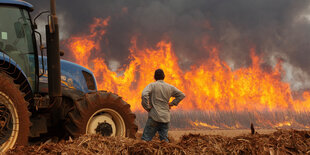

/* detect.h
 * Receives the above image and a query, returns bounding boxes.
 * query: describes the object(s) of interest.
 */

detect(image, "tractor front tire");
[65,91,137,138]
[0,72,30,152]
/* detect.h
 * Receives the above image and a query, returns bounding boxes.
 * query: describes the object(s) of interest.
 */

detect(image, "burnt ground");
[7,129,310,154]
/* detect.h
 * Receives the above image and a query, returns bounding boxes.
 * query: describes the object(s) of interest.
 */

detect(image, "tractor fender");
[0,51,33,103]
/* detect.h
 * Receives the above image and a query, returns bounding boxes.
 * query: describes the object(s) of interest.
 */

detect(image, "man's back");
[142,80,185,123]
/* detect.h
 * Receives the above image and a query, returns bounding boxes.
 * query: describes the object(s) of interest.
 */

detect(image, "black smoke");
[27,0,310,90]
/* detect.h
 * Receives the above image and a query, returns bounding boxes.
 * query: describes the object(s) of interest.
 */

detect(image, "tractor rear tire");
[0,72,30,152]
[65,91,137,138]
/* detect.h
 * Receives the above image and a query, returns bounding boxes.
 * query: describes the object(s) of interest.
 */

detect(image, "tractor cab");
[0,1,37,90]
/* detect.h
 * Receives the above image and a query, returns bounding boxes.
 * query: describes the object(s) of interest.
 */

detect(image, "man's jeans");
[141,117,169,142]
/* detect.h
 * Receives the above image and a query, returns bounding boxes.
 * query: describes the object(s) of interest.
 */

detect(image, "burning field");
[62,17,310,130]
[65,18,310,112]
[7,129,310,154]
[26,0,310,129]
[18,0,310,153]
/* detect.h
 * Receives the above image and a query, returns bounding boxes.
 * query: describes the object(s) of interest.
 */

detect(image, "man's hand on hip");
[169,103,173,109]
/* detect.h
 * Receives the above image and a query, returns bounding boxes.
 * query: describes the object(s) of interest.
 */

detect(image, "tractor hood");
[39,56,97,93]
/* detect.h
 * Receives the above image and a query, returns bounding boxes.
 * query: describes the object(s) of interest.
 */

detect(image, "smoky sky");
[26,0,310,90]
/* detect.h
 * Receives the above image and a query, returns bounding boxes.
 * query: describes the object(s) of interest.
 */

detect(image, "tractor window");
[0,6,36,90]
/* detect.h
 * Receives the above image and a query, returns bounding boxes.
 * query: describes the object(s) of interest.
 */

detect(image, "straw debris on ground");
[7,129,310,154]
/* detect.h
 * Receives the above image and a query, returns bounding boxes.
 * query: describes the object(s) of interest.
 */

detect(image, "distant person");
[141,69,185,142]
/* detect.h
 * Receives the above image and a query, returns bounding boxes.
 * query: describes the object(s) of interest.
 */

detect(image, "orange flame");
[274,121,292,128]
[191,120,219,129]
[66,17,310,112]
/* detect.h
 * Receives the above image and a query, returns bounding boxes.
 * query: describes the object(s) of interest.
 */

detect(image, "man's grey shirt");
[141,80,185,123]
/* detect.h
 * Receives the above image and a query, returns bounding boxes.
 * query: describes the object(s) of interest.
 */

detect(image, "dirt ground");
[170,129,276,139]
[136,129,276,141]
[135,129,277,142]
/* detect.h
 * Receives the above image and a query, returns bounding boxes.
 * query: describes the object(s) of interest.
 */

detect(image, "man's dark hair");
[154,69,165,80]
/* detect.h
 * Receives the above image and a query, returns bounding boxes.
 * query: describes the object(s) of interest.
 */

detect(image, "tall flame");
[65,17,310,112]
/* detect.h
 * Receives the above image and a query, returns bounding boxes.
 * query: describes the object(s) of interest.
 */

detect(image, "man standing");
[141,69,185,142]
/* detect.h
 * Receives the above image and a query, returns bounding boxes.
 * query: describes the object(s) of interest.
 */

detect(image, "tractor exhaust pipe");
[46,0,61,98]
[46,0,63,125]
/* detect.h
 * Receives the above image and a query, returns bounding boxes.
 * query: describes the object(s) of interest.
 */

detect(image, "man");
[141,69,185,142]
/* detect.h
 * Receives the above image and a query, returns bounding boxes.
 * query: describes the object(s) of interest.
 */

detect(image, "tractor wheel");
[0,73,30,152]
[65,91,137,138]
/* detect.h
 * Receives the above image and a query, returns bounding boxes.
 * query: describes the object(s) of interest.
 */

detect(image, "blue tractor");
[0,0,137,152]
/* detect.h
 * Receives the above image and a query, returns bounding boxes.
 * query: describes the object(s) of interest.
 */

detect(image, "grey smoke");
[27,0,310,91]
